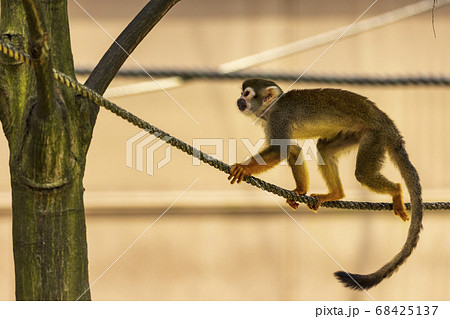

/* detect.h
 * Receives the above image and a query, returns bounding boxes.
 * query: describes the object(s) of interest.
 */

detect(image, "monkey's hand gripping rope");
[2,40,449,211]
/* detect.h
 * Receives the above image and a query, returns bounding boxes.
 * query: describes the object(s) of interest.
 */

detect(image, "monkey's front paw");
[228,163,251,184]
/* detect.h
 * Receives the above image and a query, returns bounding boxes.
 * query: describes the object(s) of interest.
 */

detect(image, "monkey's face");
[236,79,283,119]
[236,87,256,114]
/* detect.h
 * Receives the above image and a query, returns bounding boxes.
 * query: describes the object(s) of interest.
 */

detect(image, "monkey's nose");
[237,98,247,111]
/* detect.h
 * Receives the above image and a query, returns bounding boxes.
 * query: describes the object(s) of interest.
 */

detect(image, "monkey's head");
[237,78,283,118]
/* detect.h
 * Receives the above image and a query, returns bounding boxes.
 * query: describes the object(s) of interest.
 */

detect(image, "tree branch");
[85,0,180,95]
[22,0,55,118]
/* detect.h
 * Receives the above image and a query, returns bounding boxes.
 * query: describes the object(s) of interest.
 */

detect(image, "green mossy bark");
[0,0,91,300]
[0,0,179,301]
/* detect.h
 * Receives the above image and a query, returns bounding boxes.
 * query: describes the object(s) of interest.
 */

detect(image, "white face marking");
[237,87,256,114]
[241,87,255,100]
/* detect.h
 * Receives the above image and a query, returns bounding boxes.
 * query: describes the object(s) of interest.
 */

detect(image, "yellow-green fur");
[230,78,423,290]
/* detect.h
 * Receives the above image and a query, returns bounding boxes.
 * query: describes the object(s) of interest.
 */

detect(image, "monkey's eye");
[243,90,250,97]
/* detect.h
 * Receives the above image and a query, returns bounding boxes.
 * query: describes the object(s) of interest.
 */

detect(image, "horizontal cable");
[75,67,450,87]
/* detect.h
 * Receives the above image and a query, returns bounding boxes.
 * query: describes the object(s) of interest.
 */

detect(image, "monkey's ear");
[263,86,280,105]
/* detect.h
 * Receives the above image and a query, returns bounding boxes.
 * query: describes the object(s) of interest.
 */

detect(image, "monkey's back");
[267,88,400,140]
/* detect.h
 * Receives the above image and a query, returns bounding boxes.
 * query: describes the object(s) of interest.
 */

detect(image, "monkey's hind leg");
[286,145,309,209]
[355,132,408,221]
[310,132,360,211]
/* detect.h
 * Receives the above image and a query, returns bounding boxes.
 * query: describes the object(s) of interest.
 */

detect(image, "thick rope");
[1,40,449,211]
[76,67,450,87]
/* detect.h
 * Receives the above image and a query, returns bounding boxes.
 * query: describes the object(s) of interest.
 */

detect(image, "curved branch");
[84,0,180,95]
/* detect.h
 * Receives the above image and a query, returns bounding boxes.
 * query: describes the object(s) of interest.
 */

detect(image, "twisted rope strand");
[1,40,449,211]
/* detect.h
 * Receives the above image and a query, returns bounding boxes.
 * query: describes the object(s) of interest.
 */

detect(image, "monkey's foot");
[307,194,323,211]
[394,207,409,222]
[392,183,409,221]
[286,189,307,209]
[393,192,409,222]
[308,192,344,211]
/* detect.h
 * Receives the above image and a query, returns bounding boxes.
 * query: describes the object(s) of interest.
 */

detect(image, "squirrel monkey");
[228,78,423,290]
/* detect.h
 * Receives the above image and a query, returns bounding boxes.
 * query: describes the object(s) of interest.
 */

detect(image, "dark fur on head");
[242,78,282,93]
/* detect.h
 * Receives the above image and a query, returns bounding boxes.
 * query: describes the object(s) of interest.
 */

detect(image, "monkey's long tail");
[334,142,423,290]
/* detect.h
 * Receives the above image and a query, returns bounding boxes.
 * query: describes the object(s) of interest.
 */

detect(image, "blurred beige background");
[0,0,450,300]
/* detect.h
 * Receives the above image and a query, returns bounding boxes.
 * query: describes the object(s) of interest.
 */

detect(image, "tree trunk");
[0,0,91,300]
[0,0,180,300]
